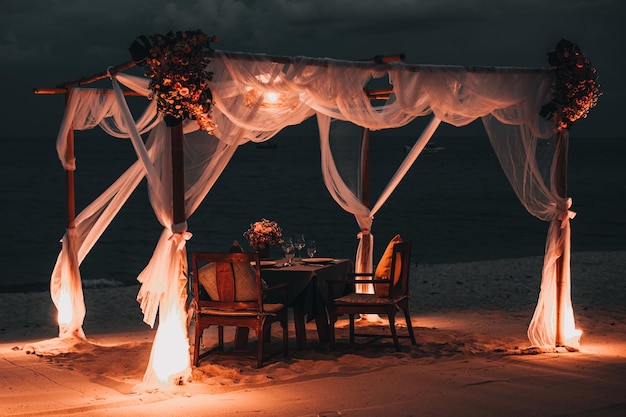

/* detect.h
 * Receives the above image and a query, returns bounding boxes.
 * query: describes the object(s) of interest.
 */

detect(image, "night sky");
[1,0,623,139]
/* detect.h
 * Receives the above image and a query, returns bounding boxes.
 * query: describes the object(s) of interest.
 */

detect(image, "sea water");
[1,127,624,291]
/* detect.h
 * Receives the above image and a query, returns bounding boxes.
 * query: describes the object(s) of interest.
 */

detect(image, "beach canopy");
[37,33,599,388]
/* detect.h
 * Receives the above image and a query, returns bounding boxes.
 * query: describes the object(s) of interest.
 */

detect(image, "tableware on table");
[281,237,295,266]
[294,234,306,260]
[306,240,316,258]
[251,260,277,268]
[301,257,334,264]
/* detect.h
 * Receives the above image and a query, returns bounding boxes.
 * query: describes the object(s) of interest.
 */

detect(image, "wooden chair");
[326,241,417,351]
[190,251,289,368]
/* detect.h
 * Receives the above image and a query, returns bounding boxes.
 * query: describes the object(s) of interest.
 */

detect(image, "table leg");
[292,305,307,350]
[234,327,249,349]
[315,310,330,343]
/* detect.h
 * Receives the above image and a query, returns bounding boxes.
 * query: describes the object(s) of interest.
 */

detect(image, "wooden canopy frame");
[34,49,571,348]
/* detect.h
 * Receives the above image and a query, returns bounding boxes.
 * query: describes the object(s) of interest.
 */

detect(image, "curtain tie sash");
[357,229,371,240]
[169,231,192,251]
[170,222,192,251]
[556,197,576,229]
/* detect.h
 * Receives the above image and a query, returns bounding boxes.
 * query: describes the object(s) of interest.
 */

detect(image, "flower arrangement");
[132,30,217,133]
[243,218,283,249]
[541,39,602,132]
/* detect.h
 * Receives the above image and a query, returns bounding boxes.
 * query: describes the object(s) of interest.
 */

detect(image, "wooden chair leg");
[349,314,355,345]
[315,311,330,343]
[263,324,272,343]
[282,317,289,357]
[218,326,224,351]
[234,327,250,349]
[404,308,417,345]
[293,306,308,350]
[256,322,265,369]
[194,323,202,367]
[388,313,401,351]
[328,314,337,351]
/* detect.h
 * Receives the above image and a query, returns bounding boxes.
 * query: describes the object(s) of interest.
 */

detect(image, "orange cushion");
[374,234,402,297]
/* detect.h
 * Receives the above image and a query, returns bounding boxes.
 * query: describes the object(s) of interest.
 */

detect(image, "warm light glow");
[564,329,583,350]
[265,91,279,103]
[150,304,190,386]
[563,305,583,350]
[57,286,73,326]
[242,73,298,109]
[244,87,288,108]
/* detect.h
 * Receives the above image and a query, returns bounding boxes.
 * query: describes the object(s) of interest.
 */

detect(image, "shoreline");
[2,249,624,294]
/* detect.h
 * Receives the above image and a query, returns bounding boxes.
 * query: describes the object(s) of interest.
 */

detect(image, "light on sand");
[151,305,190,386]
[57,286,73,326]
[563,306,583,350]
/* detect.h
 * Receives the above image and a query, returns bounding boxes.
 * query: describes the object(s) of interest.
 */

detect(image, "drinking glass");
[294,234,306,260]
[281,237,294,266]
[306,240,317,258]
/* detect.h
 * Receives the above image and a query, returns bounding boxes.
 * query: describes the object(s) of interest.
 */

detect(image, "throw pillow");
[197,241,258,301]
[230,240,244,253]
[374,234,403,297]
[198,262,219,301]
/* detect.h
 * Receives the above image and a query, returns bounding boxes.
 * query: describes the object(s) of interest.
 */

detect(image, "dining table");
[264,257,353,349]
[234,257,353,350]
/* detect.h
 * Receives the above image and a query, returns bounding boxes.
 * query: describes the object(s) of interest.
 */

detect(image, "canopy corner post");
[360,128,371,209]
[170,121,186,225]
[65,138,76,228]
[554,128,569,347]
[64,90,76,230]
[357,127,371,276]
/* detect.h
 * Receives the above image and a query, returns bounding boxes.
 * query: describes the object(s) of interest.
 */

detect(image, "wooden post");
[169,121,186,225]
[360,127,371,209]
[554,129,569,347]
[65,128,76,228]
[357,127,371,276]
[64,90,76,228]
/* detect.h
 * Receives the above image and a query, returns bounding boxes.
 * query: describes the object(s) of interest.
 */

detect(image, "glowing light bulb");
[265,92,279,103]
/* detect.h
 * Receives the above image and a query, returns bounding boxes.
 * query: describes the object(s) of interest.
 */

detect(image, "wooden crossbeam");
[364,87,394,100]
[33,59,138,95]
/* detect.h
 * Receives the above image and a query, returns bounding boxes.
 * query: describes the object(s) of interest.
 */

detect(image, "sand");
[1,251,625,417]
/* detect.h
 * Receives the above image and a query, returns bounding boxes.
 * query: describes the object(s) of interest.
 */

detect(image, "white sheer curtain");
[52,87,160,339]
[484,116,579,348]
[52,75,242,385]
[317,114,441,283]
[113,74,243,387]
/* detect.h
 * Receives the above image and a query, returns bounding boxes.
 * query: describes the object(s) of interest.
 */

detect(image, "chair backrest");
[191,251,263,310]
[388,241,412,298]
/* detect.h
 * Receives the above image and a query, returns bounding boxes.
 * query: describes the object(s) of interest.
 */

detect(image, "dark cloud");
[1,0,623,138]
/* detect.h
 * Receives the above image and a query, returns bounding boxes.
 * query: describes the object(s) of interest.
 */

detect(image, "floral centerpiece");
[129,30,218,133]
[541,39,602,132]
[243,219,283,256]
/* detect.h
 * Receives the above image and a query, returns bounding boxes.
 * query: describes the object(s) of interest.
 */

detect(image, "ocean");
[2,125,625,292]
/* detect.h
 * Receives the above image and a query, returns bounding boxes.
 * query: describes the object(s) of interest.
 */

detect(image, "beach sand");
[1,251,625,416]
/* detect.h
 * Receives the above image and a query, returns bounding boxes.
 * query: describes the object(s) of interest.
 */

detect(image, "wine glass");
[281,237,294,266]
[294,234,306,260]
[306,240,317,258]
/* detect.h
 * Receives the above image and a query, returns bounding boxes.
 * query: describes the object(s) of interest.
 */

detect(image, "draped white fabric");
[484,117,579,348]
[52,87,159,339]
[50,49,579,388]
[317,113,442,292]
[113,75,239,387]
